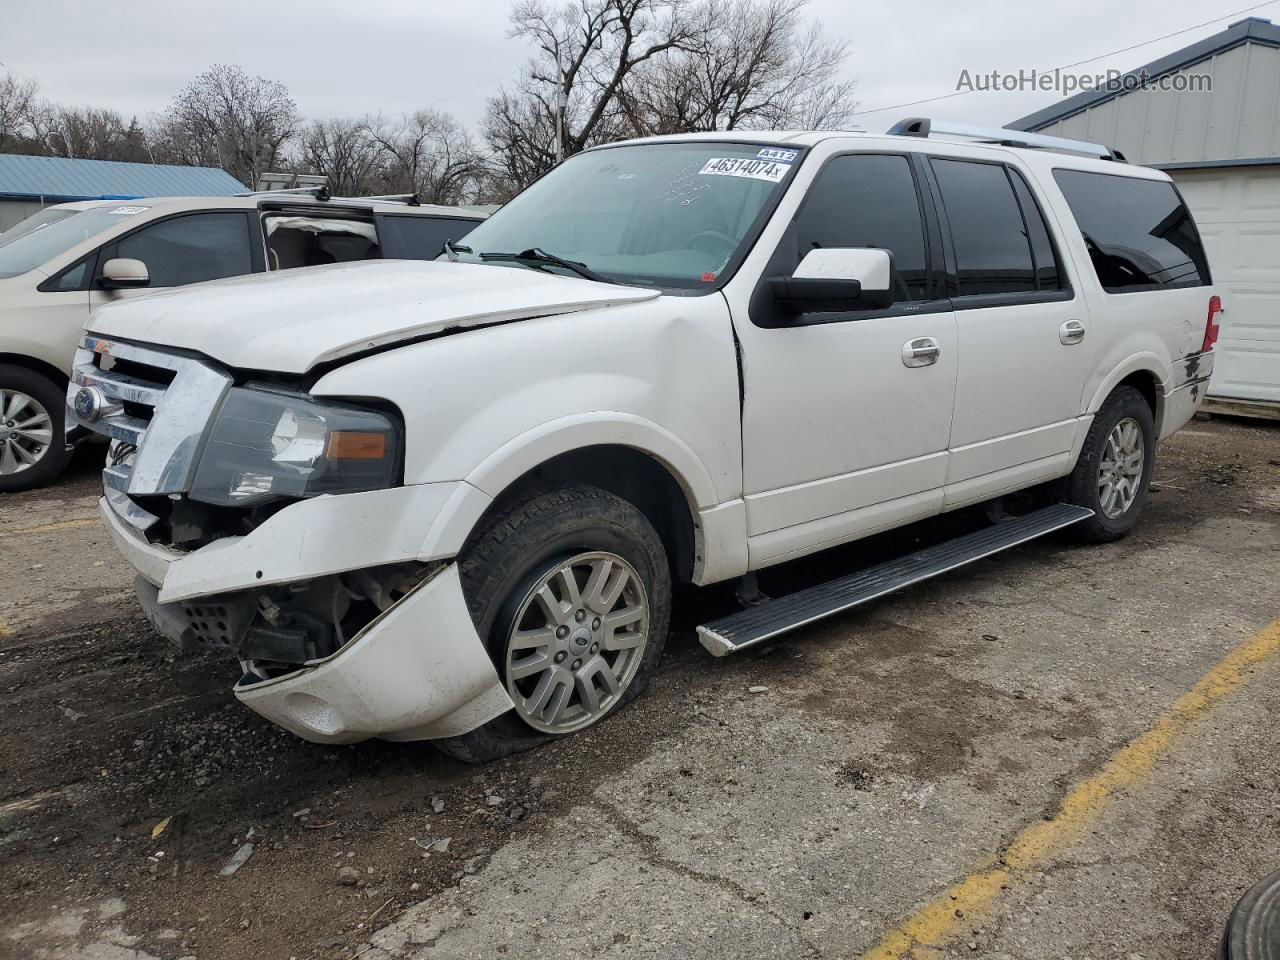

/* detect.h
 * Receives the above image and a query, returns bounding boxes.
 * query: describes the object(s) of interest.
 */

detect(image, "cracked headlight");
[189,387,401,507]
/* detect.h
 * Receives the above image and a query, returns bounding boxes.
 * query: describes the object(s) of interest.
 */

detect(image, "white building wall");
[1174,165,1280,405]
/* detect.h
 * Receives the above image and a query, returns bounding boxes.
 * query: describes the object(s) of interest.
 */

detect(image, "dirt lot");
[2,416,1279,960]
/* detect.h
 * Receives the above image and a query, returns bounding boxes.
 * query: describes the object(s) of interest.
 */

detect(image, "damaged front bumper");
[101,493,514,744]
[231,564,513,744]
[73,336,512,743]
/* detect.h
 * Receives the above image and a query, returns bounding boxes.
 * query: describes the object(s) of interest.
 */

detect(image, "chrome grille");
[67,336,232,532]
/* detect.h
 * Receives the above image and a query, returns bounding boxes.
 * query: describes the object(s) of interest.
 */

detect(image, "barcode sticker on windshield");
[108,206,150,215]
[698,157,789,183]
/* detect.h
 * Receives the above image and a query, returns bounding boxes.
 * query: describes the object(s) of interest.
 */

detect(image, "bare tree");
[0,73,38,151]
[30,105,152,162]
[483,82,560,194]
[484,0,853,190]
[296,117,381,195]
[364,110,483,203]
[159,65,298,187]
[485,0,697,187]
[620,0,855,134]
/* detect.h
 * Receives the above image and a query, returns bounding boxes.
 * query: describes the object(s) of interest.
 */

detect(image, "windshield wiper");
[478,247,610,283]
[442,240,473,261]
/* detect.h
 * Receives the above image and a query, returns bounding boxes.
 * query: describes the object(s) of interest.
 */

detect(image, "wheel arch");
[1086,352,1168,421]
[461,416,718,585]
[0,353,69,389]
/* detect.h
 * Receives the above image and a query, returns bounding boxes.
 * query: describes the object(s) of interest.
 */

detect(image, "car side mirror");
[768,248,895,314]
[98,258,150,289]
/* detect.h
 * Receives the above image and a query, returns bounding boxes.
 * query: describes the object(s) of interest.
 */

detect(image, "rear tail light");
[1202,295,1223,352]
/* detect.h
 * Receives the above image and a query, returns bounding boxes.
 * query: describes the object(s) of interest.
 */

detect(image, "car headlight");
[189,387,401,507]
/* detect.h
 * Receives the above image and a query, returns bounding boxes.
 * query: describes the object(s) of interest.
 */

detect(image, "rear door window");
[378,214,479,260]
[113,212,253,287]
[262,214,380,270]
[932,159,1039,297]
[1052,170,1210,292]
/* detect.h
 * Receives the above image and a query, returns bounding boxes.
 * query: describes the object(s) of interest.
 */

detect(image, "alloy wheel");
[0,390,53,476]
[1097,416,1145,519]
[504,551,650,734]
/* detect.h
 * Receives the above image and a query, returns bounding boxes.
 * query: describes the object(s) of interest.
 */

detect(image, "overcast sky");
[5,0,1277,133]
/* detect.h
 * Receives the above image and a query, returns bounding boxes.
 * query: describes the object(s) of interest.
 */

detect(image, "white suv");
[0,193,485,490]
[69,121,1219,762]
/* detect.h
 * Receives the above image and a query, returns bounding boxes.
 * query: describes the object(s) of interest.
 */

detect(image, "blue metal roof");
[0,153,245,202]
[1010,17,1280,132]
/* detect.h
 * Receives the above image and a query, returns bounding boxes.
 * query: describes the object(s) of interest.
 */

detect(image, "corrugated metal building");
[1011,17,1280,416]
[0,154,245,232]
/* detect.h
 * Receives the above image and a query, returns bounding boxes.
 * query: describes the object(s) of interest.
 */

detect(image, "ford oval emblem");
[73,386,104,422]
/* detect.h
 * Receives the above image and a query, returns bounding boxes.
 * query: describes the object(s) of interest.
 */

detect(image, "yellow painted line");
[0,617,11,638]
[861,617,1280,960]
[0,517,99,538]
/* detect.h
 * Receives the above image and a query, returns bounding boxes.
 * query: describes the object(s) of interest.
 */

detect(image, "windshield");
[0,204,148,279]
[0,207,82,248]
[453,141,801,289]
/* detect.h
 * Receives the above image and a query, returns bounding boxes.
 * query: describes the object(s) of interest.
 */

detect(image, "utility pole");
[555,62,567,164]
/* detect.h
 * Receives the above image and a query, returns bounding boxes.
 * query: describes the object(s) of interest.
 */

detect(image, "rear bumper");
[1158,350,1215,440]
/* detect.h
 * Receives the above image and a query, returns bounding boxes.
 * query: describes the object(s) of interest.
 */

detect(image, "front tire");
[435,484,671,763]
[0,366,72,494]
[1065,385,1156,543]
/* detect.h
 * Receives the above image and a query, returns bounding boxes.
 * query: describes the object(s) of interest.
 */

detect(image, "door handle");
[902,337,940,368]
[1059,319,1086,345]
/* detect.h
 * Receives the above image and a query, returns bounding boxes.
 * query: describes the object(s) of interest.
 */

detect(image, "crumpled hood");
[85,259,659,373]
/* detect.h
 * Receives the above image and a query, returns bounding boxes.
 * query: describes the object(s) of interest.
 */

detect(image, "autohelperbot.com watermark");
[956,68,1211,97]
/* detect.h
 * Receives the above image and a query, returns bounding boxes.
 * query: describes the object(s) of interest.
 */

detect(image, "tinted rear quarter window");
[379,215,480,261]
[1053,170,1209,292]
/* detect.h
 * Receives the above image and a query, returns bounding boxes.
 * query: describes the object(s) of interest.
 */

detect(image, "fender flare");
[418,414,743,587]
[1085,351,1171,414]
[462,411,721,509]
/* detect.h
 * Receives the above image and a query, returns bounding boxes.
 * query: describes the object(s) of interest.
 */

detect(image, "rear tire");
[0,365,72,494]
[435,484,671,764]
[1065,385,1156,543]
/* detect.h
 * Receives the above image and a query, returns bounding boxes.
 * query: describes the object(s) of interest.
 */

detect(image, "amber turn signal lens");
[325,431,387,460]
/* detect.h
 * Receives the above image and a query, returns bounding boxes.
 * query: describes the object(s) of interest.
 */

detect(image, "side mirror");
[98,258,150,289]
[768,248,894,313]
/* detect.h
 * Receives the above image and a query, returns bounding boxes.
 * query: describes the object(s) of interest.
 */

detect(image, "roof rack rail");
[358,193,422,206]
[886,118,1127,162]
[236,188,433,207]
[238,185,333,201]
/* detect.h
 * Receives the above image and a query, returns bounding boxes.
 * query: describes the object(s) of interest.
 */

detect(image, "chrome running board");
[697,503,1094,656]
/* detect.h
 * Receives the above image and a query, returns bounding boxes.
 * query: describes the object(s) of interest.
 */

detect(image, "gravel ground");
[1,416,1278,960]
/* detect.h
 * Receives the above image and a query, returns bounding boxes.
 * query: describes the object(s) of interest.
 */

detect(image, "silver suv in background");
[0,193,486,491]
